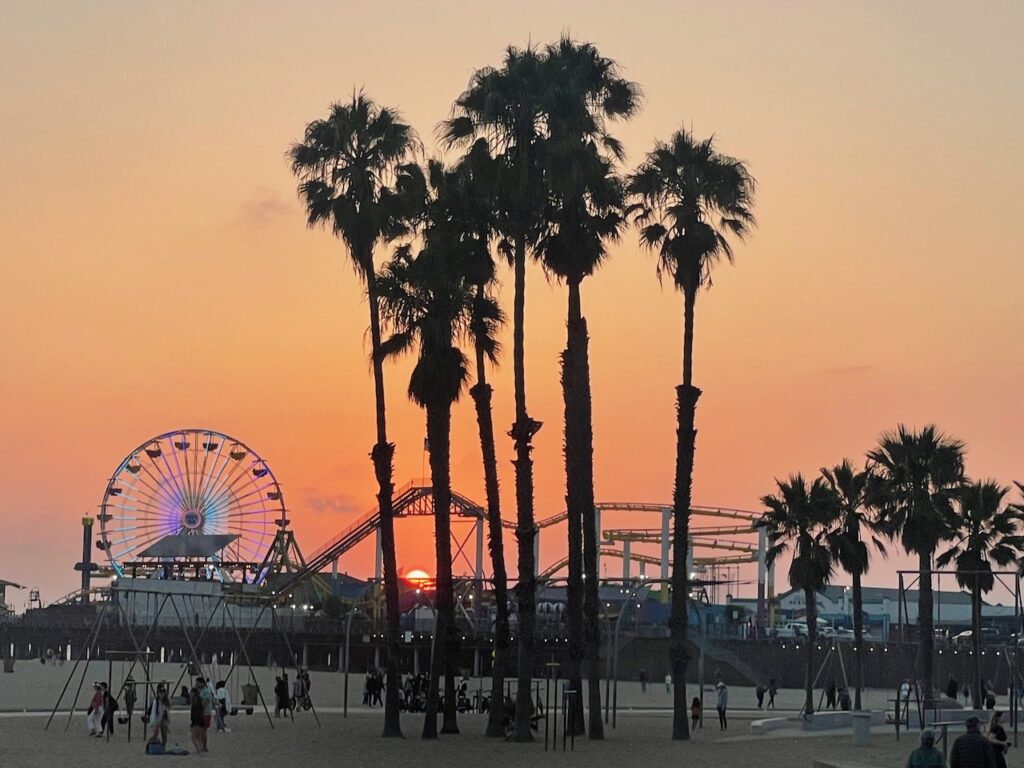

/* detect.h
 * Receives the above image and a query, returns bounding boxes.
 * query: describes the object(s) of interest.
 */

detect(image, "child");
[690,696,701,730]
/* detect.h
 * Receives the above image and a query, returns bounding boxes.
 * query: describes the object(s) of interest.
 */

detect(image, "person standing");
[189,686,204,754]
[86,683,104,736]
[148,684,171,747]
[214,681,230,732]
[274,675,289,717]
[99,683,118,737]
[690,696,701,731]
[195,677,212,752]
[947,677,959,701]
[950,716,997,768]
[906,729,947,768]
[755,683,766,709]
[826,679,837,710]
[987,711,1009,768]
[664,674,671,694]
[638,669,647,693]
[715,682,729,731]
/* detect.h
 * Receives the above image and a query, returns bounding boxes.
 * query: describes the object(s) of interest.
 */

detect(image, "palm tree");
[627,128,755,739]
[289,93,420,737]
[759,475,839,715]
[538,38,639,739]
[377,161,497,737]
[937,481,1024,709]
[441,46,549,741]
[868,424,965,700]
[432,141,512,738]
[821,460,886,710]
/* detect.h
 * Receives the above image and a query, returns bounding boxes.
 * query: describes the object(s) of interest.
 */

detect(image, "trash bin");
[851,711,872,746]
[3,658,15,673]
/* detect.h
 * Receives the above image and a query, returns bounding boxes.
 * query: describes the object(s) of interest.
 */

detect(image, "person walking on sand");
[768,678,778,709]
[715,682,729,731]
[665,674,671,694]
[906,729,946,768]
[275,675,290,717]
[195,677,212,752]
[755,682,766,710]
[950,716,997,768]
[691,696,701,731]
[148,684,171,747]
[86,683,104,736]
[826,679,837,710]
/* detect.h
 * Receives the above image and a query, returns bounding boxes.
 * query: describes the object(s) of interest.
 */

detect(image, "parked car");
[953,627,999,645]
[776,622,809,639]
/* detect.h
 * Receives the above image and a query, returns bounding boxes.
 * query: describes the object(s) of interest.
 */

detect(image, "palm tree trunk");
[510,233,539,742]
[917,550,935,700]
[366,272,403,738]
[670,288,700,740]
[469,348,511,738]
[804,588,817,715]
[563,278,602,738]
[972,584,982,710]
[852,571,864,710]
[423,403,458,737]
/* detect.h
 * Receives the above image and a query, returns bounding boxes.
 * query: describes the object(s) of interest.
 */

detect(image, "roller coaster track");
[270,480,482,597]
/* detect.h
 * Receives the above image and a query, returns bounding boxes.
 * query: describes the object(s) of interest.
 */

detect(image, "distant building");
[731,584,1015,634]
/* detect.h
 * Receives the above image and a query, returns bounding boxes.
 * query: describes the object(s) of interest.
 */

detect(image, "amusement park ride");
[71,428,771,623]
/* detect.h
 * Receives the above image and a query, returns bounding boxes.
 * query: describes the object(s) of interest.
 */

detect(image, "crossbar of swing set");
[894,568,1023,741]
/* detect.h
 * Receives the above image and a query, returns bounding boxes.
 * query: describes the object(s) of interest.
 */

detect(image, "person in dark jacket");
[947,677,959,700]
[950,716,997,768]
[906,729,946,768]
[986,711,1009,768]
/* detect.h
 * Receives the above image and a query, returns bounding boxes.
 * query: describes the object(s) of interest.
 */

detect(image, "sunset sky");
[1,1,1022,607]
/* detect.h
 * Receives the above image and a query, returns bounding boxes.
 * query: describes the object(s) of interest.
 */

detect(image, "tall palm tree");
[937,481,1024,709]
[441,46,549,741]
[759,475,839,715]
[868,424,965,700]
[627,129,755,739]
[538,38,640,739]
[433,141,512,739]
[377,161,497,737]
[821,460,886,710]
[289,93,420,737]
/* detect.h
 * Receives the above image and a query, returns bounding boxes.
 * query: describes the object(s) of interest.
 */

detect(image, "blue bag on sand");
[145,741,164,755]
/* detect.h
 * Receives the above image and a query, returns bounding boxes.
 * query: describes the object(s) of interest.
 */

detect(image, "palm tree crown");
[628,128,756,296]
[868,425,965,556]
[760,475,838,597]
[937,481,1024,594]
[290,93,422,274]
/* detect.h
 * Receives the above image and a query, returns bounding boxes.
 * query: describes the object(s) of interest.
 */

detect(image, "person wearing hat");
[906,729,946,768]
[715,681,729,731]
[950,716,997,768]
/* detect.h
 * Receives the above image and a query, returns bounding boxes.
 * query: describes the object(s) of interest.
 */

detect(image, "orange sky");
[1,1,1022,607]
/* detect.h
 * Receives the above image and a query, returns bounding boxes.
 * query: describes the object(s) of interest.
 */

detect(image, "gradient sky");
[2,1,1022,607]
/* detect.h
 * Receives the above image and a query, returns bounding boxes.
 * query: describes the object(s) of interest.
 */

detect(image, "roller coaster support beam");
[757,526,767,629]
[660,508,670,603]
[622,539,631,582]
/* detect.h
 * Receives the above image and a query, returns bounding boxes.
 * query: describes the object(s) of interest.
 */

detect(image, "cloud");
[295,486,363,520]
[817,365,876,376]
[238,187,293,227]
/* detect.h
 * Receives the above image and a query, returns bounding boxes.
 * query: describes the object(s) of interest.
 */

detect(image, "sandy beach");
[1,661,1002,767]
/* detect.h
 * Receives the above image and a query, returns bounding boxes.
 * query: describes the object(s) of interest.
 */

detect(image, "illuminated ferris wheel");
[97,429,286,576]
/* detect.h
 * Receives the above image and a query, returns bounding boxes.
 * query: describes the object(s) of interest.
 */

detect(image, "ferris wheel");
[97,429,286,576]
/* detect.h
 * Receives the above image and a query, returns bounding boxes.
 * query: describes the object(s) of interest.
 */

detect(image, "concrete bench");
[923,709,985,726]
[802,711,886,731]
[751,717,789,734]
[812,761,884,768]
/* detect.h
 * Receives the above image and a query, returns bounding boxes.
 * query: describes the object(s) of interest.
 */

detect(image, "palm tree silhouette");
[538,38,639,739]
[377,161,498,737]
[821,459,886,710]
[449,142,512,738]
[937,480,1024,709]
[759,475,838,716]
[289,93,421,737]
[441,46,549,741]
[868,424,965,700]
[627,128,755,738]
